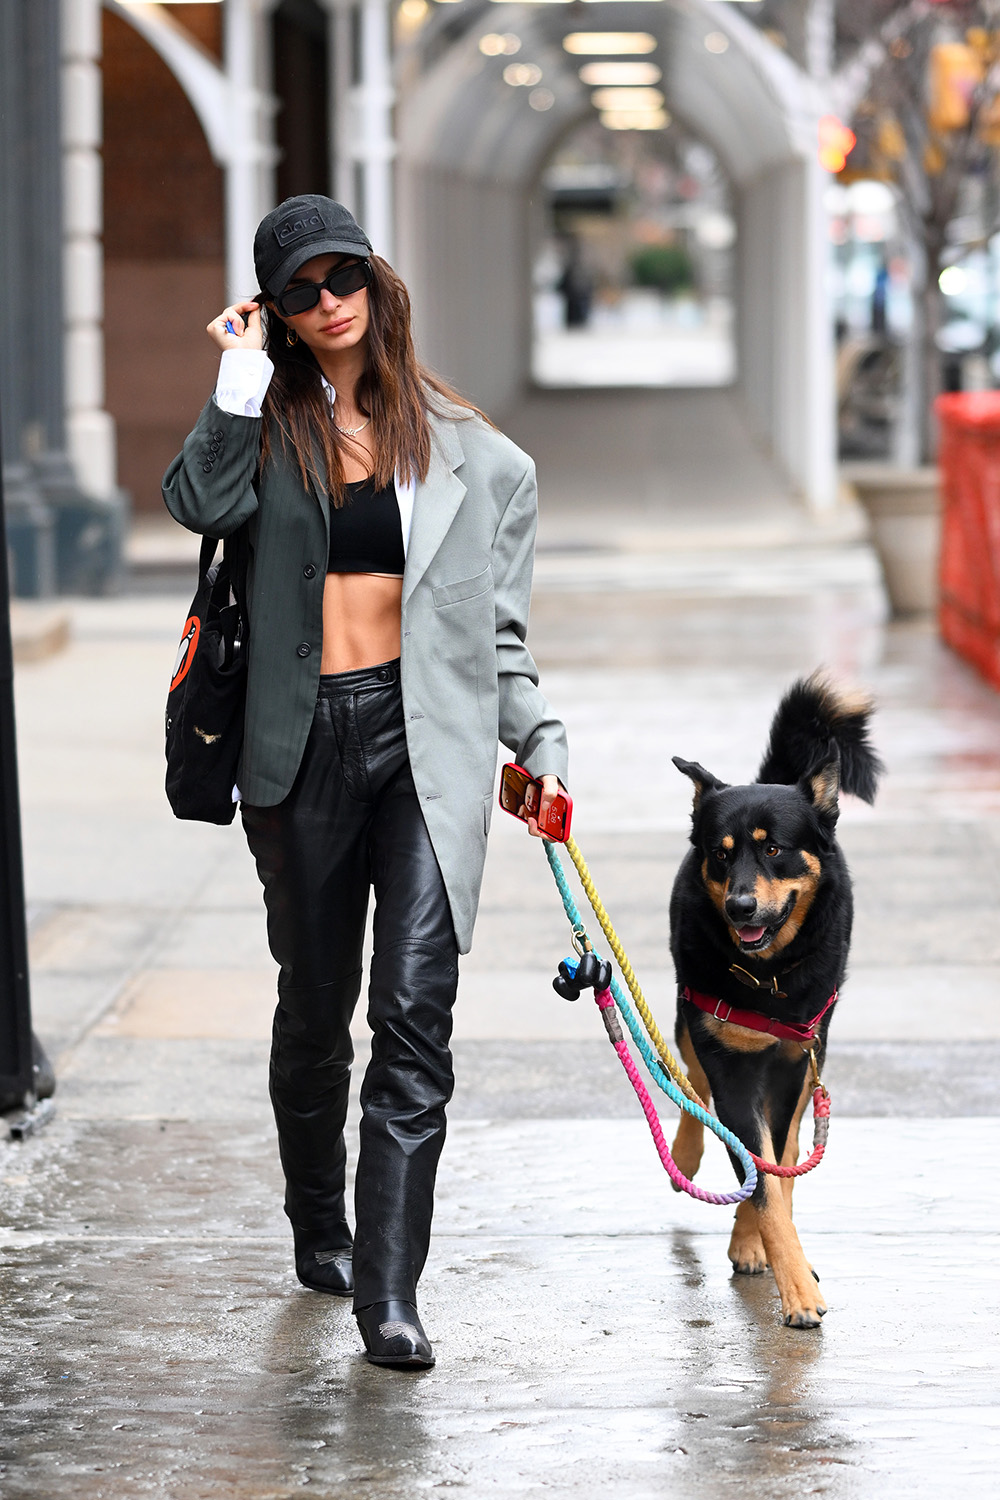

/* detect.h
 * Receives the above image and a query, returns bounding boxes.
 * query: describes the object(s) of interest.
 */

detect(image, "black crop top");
[327,476,405,577]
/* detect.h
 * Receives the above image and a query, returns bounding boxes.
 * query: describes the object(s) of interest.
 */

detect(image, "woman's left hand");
[526,775,564,841]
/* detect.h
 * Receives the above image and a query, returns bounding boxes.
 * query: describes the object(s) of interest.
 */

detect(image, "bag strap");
[223,526,249,625]
[197,531,246,606]
[198,533,220,580]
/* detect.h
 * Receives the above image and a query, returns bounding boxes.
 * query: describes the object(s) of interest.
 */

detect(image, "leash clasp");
[806,1046,827,1097]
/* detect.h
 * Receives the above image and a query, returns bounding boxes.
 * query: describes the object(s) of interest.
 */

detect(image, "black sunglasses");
[273,259,372,318]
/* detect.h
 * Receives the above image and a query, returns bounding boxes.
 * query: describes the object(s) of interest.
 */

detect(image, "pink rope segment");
[750,1089,830,1177]
[593,988,751,1206]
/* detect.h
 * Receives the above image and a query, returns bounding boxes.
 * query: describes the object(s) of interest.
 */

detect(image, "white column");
[61,0,117,500]
[803,0,837,513]
[357,0,395,257]
[326,0,356,210]
[224,0,278,299]
[801,153,837,512]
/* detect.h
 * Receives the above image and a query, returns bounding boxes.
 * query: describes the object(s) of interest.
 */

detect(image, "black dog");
[669,673,881,1328]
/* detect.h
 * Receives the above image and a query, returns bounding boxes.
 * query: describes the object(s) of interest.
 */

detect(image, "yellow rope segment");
[565,836,701,1103]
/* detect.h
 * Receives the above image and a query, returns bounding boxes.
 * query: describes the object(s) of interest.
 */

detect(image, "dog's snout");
[725,892,757,921]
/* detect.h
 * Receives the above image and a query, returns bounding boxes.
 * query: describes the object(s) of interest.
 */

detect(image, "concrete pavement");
[3,423,1000,1494]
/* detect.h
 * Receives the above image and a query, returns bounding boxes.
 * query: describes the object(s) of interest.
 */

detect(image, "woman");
[163,195,568,1370]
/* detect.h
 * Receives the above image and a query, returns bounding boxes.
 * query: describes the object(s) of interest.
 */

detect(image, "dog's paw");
[782,1301,827,1329]
[780,1288,827,1328]
[728,1236,767,1272]
[728,1229,768,1275]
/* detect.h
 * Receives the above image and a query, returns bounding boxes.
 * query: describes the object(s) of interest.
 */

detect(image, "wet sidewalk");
[2,497,1000,1495]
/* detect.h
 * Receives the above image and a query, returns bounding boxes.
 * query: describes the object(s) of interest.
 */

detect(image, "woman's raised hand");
[208,301,264,352]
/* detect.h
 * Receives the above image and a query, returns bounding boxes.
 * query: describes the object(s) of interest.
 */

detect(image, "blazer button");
[212,430,224,440]
[303,564,316,579]
[297,643,311,658]
[202,463,213,473]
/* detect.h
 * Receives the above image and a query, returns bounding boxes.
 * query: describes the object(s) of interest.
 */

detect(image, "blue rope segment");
[544,841,757,1201]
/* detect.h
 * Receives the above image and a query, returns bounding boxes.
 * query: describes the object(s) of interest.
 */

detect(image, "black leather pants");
[241,660,459,1308]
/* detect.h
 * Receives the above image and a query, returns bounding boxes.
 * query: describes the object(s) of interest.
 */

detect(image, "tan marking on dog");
[810,762,839,814]
[761,1184,827,1326]
[747,868,821,958]
[808,670,873,722]
[729,1197,767,1274]
[703,1015,779,1052]
[730,1121,827,1326]
[670,1025,711,1187]
[721,834,734,851]
[701,859,728,916]
[752,828,767,842]
[778,1070,813,1218]
[801,851,820,877]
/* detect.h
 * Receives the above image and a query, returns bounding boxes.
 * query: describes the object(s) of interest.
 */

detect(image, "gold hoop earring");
[286,327,298,346]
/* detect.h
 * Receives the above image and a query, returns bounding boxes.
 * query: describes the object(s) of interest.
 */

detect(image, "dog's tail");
[756,672,883,805]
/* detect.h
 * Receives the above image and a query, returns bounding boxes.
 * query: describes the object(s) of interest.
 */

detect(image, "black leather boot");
[355,1301,434,1368]
[293,1225,354,1296]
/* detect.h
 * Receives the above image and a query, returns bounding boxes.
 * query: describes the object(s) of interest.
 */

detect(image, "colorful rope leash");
[546,838,832,1192]
[563,836,700,1101]
[545,843,757,1204]
[749,1046,830,1177]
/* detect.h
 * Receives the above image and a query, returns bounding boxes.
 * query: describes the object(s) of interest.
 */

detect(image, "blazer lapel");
[402,415,466,605]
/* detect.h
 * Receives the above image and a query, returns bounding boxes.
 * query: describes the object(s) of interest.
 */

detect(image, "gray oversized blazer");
[162,393,569,952]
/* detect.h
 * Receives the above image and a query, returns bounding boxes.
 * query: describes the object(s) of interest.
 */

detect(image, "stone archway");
[395,1,835,511]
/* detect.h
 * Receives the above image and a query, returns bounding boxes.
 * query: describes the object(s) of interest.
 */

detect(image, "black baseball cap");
[254,195,372,297]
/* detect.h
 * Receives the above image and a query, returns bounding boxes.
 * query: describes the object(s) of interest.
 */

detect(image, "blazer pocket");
[432,566,493,608]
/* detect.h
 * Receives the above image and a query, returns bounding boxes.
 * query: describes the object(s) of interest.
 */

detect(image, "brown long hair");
[259,255,489,505]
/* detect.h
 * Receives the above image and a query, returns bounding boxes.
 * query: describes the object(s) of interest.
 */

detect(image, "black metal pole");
[0,399,35,1112]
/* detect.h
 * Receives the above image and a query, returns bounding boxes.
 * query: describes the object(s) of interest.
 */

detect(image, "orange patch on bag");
[170,616,201,692]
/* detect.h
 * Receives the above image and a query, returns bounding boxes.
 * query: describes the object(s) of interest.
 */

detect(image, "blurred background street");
[3,2,1000,1497]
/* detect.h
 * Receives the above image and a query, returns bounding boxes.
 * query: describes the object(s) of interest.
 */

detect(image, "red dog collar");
[682,985,839,1044]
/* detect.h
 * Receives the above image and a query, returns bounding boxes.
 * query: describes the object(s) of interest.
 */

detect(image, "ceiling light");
[590,86,664,111]
[480,32,521,56]
[579,61,661,86]
[504,62,544,86]
[564,33,656,54]
[529,88,556,111]
[704,32,729,54]
[600,110,669,131]
[399,0,429,23]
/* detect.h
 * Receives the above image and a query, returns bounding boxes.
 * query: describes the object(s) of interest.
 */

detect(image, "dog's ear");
[672,757,728,811]
[800,750,840,821]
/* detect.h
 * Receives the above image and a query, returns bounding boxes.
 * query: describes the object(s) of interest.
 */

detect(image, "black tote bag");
[164,531,247,825]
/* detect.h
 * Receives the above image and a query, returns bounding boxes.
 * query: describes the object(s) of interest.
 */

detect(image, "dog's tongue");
[738,925,766,943]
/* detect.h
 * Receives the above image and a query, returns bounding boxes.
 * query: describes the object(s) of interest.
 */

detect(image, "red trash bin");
[936,390,1000,690]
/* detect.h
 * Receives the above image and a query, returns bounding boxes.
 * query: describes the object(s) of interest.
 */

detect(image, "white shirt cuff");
[214,349,274,417]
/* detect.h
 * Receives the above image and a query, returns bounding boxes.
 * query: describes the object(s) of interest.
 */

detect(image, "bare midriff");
[320,571,403,673]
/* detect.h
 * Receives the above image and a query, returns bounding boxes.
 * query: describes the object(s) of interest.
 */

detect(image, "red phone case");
[498,763,573,843]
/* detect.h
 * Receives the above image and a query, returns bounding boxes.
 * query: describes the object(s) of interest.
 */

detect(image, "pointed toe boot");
[354,1300,435,1369]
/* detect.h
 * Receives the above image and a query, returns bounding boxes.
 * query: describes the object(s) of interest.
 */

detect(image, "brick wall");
[102,6,225,513]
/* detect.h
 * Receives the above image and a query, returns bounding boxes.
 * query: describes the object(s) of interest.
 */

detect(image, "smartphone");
[498,762,573,842]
